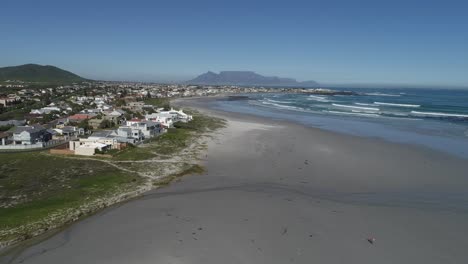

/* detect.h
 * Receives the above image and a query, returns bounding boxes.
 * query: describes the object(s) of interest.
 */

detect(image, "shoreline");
[2,97,468,263]
[173,96,468,163]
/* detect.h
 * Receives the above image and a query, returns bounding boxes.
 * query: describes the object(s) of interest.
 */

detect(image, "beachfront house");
[12,125,52,145]
[145,113,174,128]
[120,120,162,139]
[145,108,192,128]
[114,127,144,143]
[159,108,193,123]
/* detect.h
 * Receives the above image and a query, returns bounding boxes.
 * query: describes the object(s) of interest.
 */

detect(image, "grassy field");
[0,152,142,243]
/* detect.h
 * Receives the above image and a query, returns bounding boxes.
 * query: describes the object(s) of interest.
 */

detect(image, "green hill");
[0,64,88,83]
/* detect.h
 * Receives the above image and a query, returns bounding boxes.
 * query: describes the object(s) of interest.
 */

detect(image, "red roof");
[129,118,141,122]
[68,114,92,120]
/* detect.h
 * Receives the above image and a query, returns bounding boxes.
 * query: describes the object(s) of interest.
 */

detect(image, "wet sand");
[2,97,468,264]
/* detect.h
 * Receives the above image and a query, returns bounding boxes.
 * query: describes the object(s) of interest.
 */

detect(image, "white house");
[145,113,174,128]
[158,108,193,123]
[120,120,162,139]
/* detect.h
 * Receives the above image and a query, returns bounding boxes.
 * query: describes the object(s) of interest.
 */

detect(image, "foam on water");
[308,95,330,102]
[324,110,380,117]
[355,103,375,106]
[411,111,468,118]
[260,100,305,111]
[216,88,468,158]
[266,98,293,104]
[332,103,380,111]
[374,102,421,108]
[366,92,401,97]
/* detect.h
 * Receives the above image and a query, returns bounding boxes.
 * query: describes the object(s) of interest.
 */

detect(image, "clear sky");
[1,0,467,87]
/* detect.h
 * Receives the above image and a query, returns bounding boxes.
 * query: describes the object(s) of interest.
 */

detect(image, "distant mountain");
[187,71,319,87]
[0,64,87,83]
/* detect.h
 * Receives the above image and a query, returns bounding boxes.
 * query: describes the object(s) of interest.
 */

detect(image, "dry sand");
[2,97,468,264]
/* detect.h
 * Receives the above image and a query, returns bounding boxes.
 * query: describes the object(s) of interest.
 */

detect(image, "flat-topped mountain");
[187,71,319,87]
[0,64,87,83]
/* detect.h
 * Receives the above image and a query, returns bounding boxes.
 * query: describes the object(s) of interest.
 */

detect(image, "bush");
[0,124,14,132]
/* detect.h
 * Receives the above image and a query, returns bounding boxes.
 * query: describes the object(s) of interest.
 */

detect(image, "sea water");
[212,88,468,159]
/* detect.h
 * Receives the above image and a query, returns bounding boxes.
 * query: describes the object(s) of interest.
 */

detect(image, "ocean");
[211,88,468,158]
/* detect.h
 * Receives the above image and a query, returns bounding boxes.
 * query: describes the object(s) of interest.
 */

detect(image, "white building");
[70,141,108,156]
[30,106,61,115]
[122,120,162,139]
[145,113,174,128]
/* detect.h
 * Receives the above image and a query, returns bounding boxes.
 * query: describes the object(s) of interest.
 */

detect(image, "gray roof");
[89,130,114,138]
[0,120,26,126]
[13,125,46,134]
[118,127,133,133]
[47,129,58,135]
[62,126,78,133]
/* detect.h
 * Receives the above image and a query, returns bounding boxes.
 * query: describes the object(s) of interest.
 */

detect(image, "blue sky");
[1,0,467,87]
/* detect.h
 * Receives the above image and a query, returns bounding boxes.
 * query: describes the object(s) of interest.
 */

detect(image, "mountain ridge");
[0,64,87,83]
[187,71,319,87]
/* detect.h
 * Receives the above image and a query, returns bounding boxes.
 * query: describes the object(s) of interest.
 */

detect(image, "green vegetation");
[0,125,14,132]
[112,144,156,161]
[174,110,227,132]
[0,152,142,242]
[150,128,192,155]
[0,64,87,83]
[0,100,42,121]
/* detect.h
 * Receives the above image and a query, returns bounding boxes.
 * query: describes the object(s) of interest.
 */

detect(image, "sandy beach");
[2,97,468,264]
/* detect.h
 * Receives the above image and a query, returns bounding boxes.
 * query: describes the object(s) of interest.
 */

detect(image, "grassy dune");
[0,152,142,244]
[0,109,225,248]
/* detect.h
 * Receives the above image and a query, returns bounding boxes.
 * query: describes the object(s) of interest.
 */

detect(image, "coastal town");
[0,81,345,155]
[1,78,349,248]
[2,0,468,262]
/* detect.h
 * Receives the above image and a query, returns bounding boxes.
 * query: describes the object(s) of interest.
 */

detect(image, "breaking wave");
[324,110,380,117]
[307,95,330,102]
[366,92,401,97]
[332,103,379,111]
[260,100,305,111]
[266,99,293,104]
[374,102,420,108]
[411,111,468,118]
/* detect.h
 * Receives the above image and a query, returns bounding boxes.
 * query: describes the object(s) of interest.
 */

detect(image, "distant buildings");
[0,96,21,107]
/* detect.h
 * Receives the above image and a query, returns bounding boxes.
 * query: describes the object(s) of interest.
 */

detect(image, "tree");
[78,120,91,131]
[143,107,155,114]
[99,119,112,129]
[0,124,14,131]
[115,99,126,107]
